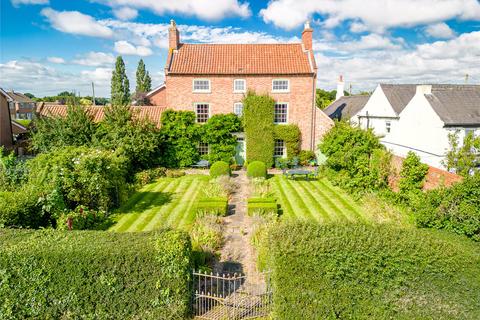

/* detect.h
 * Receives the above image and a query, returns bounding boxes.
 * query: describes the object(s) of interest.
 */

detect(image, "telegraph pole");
[92,82,96,106]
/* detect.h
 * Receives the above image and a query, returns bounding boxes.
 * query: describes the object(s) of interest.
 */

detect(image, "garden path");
[214,170,265,290]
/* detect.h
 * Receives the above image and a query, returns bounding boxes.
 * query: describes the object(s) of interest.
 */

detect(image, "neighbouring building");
[147,19,333,162]
[324,95,370,122]
[383,84,480,169]
[6,91,36,120]
[0,88,14,149]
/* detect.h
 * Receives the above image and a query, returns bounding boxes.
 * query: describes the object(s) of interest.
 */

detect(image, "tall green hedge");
[243,91,275,167]
[201,114,241,163]
[263,223,480,319]
[274,124,301,158]
[0,229,192,319]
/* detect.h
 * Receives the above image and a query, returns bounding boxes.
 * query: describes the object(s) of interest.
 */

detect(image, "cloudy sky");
[1,0,479,97]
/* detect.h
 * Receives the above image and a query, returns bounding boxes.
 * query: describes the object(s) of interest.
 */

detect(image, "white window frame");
[274,139,286,158]
[385,120,391,133]
[198,142,210,157]
[233,79,246,93]
[233,102,243,117]
[272,79,290,93]
[192,79,211,93]
[194,103,210,123]
[274,102,288,124]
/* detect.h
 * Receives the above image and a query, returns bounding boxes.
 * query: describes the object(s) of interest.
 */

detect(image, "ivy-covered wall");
[274,124,301,158]
[200,114,241,163]
[243,91,275,167]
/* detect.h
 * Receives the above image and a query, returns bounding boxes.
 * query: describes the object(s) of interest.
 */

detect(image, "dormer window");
[234,79,246,93]
[193,79,211,93]
[272,79,289,93]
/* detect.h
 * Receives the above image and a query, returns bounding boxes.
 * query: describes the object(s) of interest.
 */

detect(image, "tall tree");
[111,56,130,106]
[444,131,480,176]
[135,59,152,94]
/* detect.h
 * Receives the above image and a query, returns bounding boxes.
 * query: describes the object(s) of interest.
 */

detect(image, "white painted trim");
[192,79,211,93]
[233,102,243,117]
[145,83,165,97]
[272,79,290,93]
[233,79,246,93]
[0,88,13,101]
[274,102,289,124]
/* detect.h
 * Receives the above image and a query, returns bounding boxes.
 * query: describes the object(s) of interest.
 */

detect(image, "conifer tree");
[111,56,130,106]
[135,59,152,94]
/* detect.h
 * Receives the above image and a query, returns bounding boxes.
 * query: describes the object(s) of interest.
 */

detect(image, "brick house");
[0,88,14,150]
[149,20,332,162]
[5,91,36,120]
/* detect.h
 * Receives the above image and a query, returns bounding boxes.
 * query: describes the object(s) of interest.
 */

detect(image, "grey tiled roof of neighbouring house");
[379,84,417,115]
[6,91,34,103]
[425,84,480,126]
[324,95,370,120]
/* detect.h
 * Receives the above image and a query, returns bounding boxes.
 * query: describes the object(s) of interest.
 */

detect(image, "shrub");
[0,185,45,228]
[298,150,316,166]
[56,206,108,230]
[165,169,186,178]
[210,161,231,177]
[0,148,28,191]
[134,167,167,186]
[250,178,274,198]
[274,124,301,159]
[243,91,275,167]
[196,198,228,217]
[247,161,267,178]
[0,229,192,319]
[398,151,429,195]
[190,214,223,267]
[201,114,241,163]
[262,222,480,319]
[247,198,278,216]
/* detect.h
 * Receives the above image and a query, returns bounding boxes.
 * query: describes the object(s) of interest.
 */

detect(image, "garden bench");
[191,160,210,168]
[283,167,320,180]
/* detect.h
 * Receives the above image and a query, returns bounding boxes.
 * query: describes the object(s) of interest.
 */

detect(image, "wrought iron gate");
[192,270,272,319]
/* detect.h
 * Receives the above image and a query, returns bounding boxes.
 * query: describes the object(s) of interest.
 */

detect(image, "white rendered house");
[382,84,480,169]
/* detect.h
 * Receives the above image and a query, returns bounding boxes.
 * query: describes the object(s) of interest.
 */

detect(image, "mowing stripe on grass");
[289,180,328,223]
[306,181,352,222]
[109,180,171,232]
[177,180,207,229]
[163,179,201,228]
[296,181,340,222]
[316,179,368,223]
[131,178,189,232]
[116,181,160,213]
[272,176,299,220]
[281,178,318,222]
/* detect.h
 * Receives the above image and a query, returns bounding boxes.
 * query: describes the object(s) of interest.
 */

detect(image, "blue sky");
[1,0,479,97]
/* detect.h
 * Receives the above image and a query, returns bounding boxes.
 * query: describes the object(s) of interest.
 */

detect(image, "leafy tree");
[398,151,429,195]
[200,114,241,163]
[444,131,480,176]
[135,59,152,93]
[24,93,35,99]
[316,89,336,109]
[111,56,130,106]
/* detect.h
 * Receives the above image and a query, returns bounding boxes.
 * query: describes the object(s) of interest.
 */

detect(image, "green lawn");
[271,175,397,224]
[109,175,209,232]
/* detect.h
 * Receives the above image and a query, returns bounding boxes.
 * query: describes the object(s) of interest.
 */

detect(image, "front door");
[235,137,246,166]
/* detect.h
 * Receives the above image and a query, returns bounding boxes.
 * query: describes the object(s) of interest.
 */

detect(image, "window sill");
[272,90,290,94]
[193,90,211,94]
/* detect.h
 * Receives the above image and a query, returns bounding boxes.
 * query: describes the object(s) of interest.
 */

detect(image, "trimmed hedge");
[0,229,192,319]
[247,161,267,178]
[196,197,228,216]
[247,198,277,216]
[210,161,231,178]
[263,223,480,319]
[274,124,301,159]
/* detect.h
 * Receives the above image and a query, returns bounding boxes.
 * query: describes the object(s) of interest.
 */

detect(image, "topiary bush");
[0,229,193,319]
[209,161,231,177]
[247,161,267,178]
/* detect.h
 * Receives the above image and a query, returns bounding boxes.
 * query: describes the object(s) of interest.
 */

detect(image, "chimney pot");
[416,84,432,95]
[301,20,313,51]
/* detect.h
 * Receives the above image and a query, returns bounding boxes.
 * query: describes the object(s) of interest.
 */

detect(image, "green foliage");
[160,110,200,167]
[247,198,278,216]
[111,56,130,106]
[243,91,275,167]
[413,174,480,241]
[315,88,336,109]
[190,214,223,266]
[31,105,97,153]
[196,198,228,217]
[0,148,28,191]
[56,205,108,230]
[165,169,186,178]
[398,151,429,195]
[274,124,301,158]
[0,185,44,228]
[262,222,480,319]
[209,161,231,177]
[250,177,274,198]
[444,130,480,177]
[134,167,167,186]
[319,121,388,193]
[135,59,152,94]
[247,161,267,178]
[201,114,241,163]
[0,229,192,319]
[298,150,316,166]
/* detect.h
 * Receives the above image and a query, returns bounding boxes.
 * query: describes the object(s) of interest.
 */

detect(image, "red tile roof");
[167,43,314,75]
[37,105,166,128]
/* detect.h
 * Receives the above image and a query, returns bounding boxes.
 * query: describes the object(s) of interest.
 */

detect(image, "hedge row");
[0,229,192,319]
[247,198,277,216]
[263,223,480,319]
[196,197,228,217]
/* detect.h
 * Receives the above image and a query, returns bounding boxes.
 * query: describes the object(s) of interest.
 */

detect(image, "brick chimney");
[169,19,180,50]
[302,20,313,51]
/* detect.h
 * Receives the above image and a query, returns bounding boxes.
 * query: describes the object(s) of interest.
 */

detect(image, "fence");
[192,270,272,319]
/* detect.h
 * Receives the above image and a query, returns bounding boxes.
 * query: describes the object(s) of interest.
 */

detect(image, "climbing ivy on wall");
[243,91,275,167]
[274,124,301,158]
[201,114,242,163]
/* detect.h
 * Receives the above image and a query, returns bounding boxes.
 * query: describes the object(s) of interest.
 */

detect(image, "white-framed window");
[233,102,243,117]
[385,120,391,133]
[274,139,285,157]
[194,103,210,123]
[193,79,211,93]
[274,103,288,124]
[233,79,246,93]
[198,142,209,157]
[272,79,289,93]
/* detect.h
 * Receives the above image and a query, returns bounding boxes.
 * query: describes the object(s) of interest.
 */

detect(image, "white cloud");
[350,21,368,33]
[260,0,480,31]
[11,0,48,6]
[81,67,113,82]
[344,34,403,51]
[95,0,250,20]
[41,8,113,38]
[112,7,138,20]
[47,56,65,64]
[425,22,456,39]
[114,40,153,56]
[72,51,116,66]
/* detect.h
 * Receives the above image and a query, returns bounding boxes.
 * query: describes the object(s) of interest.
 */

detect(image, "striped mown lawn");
[109,175,209,232]
[271,175,371,223]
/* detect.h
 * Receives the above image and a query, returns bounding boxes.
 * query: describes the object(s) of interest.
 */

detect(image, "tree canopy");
[111,56,130,106]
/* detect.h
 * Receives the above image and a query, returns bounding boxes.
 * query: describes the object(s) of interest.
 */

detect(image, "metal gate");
[192,270,272,319]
